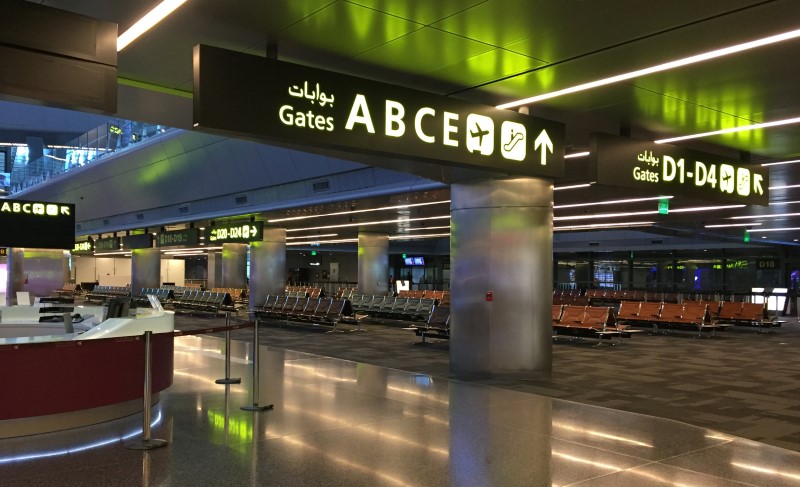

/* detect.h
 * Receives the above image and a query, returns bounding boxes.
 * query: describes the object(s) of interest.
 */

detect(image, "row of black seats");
[257,295,348,330]
[173,290,233,313]
[349,295,435,321]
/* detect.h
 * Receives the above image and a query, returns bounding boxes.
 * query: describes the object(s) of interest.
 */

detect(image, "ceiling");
[25,0,800,247]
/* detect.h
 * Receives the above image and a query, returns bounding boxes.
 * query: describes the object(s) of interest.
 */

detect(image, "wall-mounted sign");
[73,240,93,254]
[194,45,565,178]
[205,221,263,244]
[157,228,199,247]
[0,247,7,256]
[94,236,120,252]
[0,199,75,249]
[122,233,153,249]
[591,134,768,205]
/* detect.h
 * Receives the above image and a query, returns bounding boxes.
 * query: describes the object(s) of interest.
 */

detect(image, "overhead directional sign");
[591,134,768,206]
[194,45,565,178]
[205,221,263,244]
[0,199,75,249]
[157,228,199,248]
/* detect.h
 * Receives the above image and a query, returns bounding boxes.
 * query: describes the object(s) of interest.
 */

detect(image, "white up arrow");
[534,129,553,165]
[753,174,764,195]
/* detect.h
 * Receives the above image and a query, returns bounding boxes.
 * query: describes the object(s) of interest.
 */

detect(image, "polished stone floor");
[3,334,800,486]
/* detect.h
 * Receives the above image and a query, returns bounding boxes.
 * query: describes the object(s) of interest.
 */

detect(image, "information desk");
[0,305,174,438]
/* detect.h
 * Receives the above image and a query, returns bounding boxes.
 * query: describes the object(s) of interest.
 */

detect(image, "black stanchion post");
[241,317,273,412]
[216,312,242,384]
[125,331,168,450]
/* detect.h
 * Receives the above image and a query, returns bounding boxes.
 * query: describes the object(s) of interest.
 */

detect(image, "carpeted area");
[173,310,800,453]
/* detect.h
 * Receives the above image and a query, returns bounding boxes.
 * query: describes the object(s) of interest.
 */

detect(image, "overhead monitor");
[404,256,425,266]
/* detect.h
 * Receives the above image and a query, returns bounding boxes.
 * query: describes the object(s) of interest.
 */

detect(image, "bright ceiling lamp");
[655,116,800,144]
[762,158,800,167]
[555,195,672,209]
[268,201,450,223]
[564,151,590,159]
[554,221,654,231]
[747,227,800,233]
[496,27,800,109]
[771,201,800,205]
[117,0,189,51]
[705,222,761,228]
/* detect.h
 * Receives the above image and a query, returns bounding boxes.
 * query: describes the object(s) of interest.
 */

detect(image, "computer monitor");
[106,297,131,318]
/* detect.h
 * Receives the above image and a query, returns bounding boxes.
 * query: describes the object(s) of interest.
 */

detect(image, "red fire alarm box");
[485,291,493,301]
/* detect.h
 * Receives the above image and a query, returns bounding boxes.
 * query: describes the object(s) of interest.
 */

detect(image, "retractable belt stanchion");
[125,331,168,450]
[241,317,273,412]
[216,312,242,384]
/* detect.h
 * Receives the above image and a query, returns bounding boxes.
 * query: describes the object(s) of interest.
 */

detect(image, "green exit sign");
[744,230,750,243]
[311,250,317,256]
[658,198,669,215]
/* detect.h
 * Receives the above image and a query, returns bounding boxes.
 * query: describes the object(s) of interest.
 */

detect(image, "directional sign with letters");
[591,133,768,206]
[194,45,564,178]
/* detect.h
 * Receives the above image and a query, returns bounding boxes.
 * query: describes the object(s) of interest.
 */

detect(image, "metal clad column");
[357,233,389,296]
[6,248,25,304]
[249,228,286,312]
[131,248,161,293]
[7,249,69,300]
[450,178,553,378]
[222,243,248,289]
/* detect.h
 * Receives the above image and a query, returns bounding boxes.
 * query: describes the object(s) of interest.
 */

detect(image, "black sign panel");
[591,133,768,205]
[157,228,199,247]
[205,221,263,244]
[0,199,75,249]
[94,237,120,252]
[122,233,153,249]
[194,45,564,178]
[72,240,93,254]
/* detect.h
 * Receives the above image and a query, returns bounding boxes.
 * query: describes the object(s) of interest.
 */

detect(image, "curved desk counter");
[0,307,174,438]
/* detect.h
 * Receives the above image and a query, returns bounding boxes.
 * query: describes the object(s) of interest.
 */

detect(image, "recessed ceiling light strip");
[555,195,672,209]
[268,200,450,223]
[117,0,189,51]
[761,159,800,167]
[554,183,594,191]
[286,215,450,232]
[704,222,762,228]
[747,227,800,233]
[285,233,338,240]
[554,221,654,231]
[564,152,591,159]
[769,184,800,190]
[729,212,800,220]
[655,116,800,144]
[497,27,800,109]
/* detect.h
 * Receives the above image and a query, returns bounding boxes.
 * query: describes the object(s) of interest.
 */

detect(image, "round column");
[249,227,286,311]
[357,233,389,296]
[221,243,248,289]
[450,177,553,379]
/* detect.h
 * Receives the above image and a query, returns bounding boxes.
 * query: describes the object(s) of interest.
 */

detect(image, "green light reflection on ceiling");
[635,78,766,150]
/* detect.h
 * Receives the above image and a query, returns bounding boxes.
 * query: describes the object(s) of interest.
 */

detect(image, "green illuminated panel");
[206,221,263,244]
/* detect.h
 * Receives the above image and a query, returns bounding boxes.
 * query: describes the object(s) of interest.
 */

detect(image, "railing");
[9,120,176,194]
